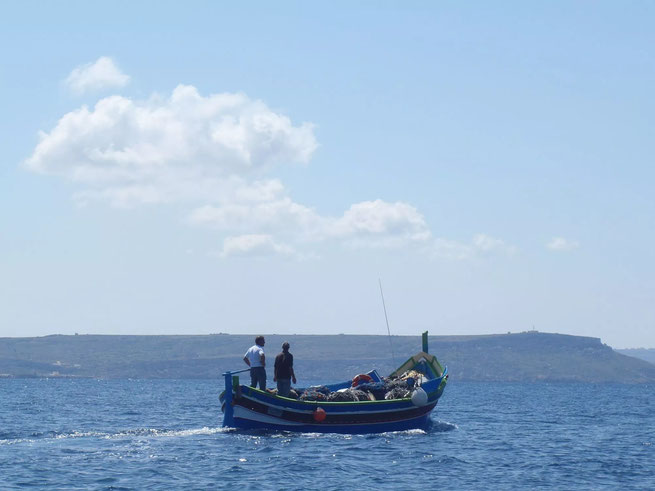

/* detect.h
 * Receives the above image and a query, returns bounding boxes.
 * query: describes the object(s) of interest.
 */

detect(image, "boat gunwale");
[239,371,446,407]
[243,386,412,406]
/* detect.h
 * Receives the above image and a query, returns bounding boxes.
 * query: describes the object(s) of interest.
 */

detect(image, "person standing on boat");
[273,342,296,397]
[243,336,266,390]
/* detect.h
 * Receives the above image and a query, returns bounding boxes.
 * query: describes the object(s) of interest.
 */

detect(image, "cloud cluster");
[220,234,295,258]
[190,198,432,256]
[26,85,316,190]
[65,57,130,94]
[547,237,580,251]
[26,59,517,260]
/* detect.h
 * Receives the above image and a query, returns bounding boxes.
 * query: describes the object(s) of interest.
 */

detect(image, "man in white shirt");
[243,335,266,389]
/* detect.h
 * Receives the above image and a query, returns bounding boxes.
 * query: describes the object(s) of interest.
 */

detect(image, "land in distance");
[1,331,654,383]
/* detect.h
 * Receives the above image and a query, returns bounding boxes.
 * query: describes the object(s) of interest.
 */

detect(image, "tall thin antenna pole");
[379,279,396,365]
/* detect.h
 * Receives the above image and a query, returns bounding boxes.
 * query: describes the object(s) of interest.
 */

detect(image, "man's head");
[255,335,265,347]
[282,342,290,352]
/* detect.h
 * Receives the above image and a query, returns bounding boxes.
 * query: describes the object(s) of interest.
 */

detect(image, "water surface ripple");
[1,379,653,489]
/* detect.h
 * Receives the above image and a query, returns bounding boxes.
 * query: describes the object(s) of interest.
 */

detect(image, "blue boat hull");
[231,411,434,433]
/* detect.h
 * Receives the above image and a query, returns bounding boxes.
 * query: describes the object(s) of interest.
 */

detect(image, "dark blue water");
[1,379,653,489]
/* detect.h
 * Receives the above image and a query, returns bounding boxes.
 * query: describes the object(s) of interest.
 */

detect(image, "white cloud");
[432,234,517,260]
[547,237,580,251]
[220,234,295,258]
[74,176,287,209]
[65,57,130,94]
[189,198,322,236]
[473,233,517,255]
[189,198,431,250]
[24,85,317,204]
[329,200,429,239]
[325,200,431,248]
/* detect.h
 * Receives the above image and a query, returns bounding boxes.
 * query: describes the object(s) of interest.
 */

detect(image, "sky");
[1,1,654,348]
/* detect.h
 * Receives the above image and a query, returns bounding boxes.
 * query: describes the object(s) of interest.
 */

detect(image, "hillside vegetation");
[1,332,654,383]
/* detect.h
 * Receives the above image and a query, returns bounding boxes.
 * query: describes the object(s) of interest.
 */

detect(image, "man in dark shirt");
[273,342,296,397]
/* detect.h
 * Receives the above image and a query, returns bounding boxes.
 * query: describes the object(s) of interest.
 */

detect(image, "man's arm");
[243,355,250,367]
[290,354,296,384]
[260,352,265,367]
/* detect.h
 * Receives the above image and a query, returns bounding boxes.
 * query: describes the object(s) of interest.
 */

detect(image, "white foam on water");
[0,438,33,446]
[151,427,226,438]
[55,430,107,439]
[431,420,458,431]
[379,428,427,436]
[105,426,227,439]
[298,432,323,438]
[1,430,108,445]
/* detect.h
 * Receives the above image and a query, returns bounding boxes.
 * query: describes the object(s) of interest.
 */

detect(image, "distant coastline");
[616,348,655,365]
[1,332,654,383]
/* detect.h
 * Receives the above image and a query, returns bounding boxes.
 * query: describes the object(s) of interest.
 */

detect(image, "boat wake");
[225,425,457,439]
[0,426,228,446]
[109,427,227,439]
[429,420,458,432]
[1,421,456,446]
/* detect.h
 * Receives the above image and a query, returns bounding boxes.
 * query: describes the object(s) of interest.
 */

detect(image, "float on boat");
[219,332,448,434]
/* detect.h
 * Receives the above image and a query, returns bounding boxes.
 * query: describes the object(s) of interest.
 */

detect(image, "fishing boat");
[219,332,448,433]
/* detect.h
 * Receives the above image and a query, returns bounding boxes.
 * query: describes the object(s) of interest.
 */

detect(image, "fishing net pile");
[326,389,370,402]
[298,386,329,401]
[289,370,423,402]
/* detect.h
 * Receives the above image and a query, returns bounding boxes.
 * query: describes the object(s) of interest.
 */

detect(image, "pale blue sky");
[1,2,653,347]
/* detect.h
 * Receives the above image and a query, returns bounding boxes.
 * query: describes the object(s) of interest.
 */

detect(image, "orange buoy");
[351,373,373,387]
[313,407,326,422]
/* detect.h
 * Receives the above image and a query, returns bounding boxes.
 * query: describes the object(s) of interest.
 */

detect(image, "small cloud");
[65,56,130,94]
[432,234,516,260]
[473,233,517,255]
[327,200,431,247]
[546,237,580,251]
[220,234,295,258]
[473,234,503,251]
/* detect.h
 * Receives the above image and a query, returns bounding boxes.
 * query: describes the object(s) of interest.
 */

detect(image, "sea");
[1,378,653,490]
